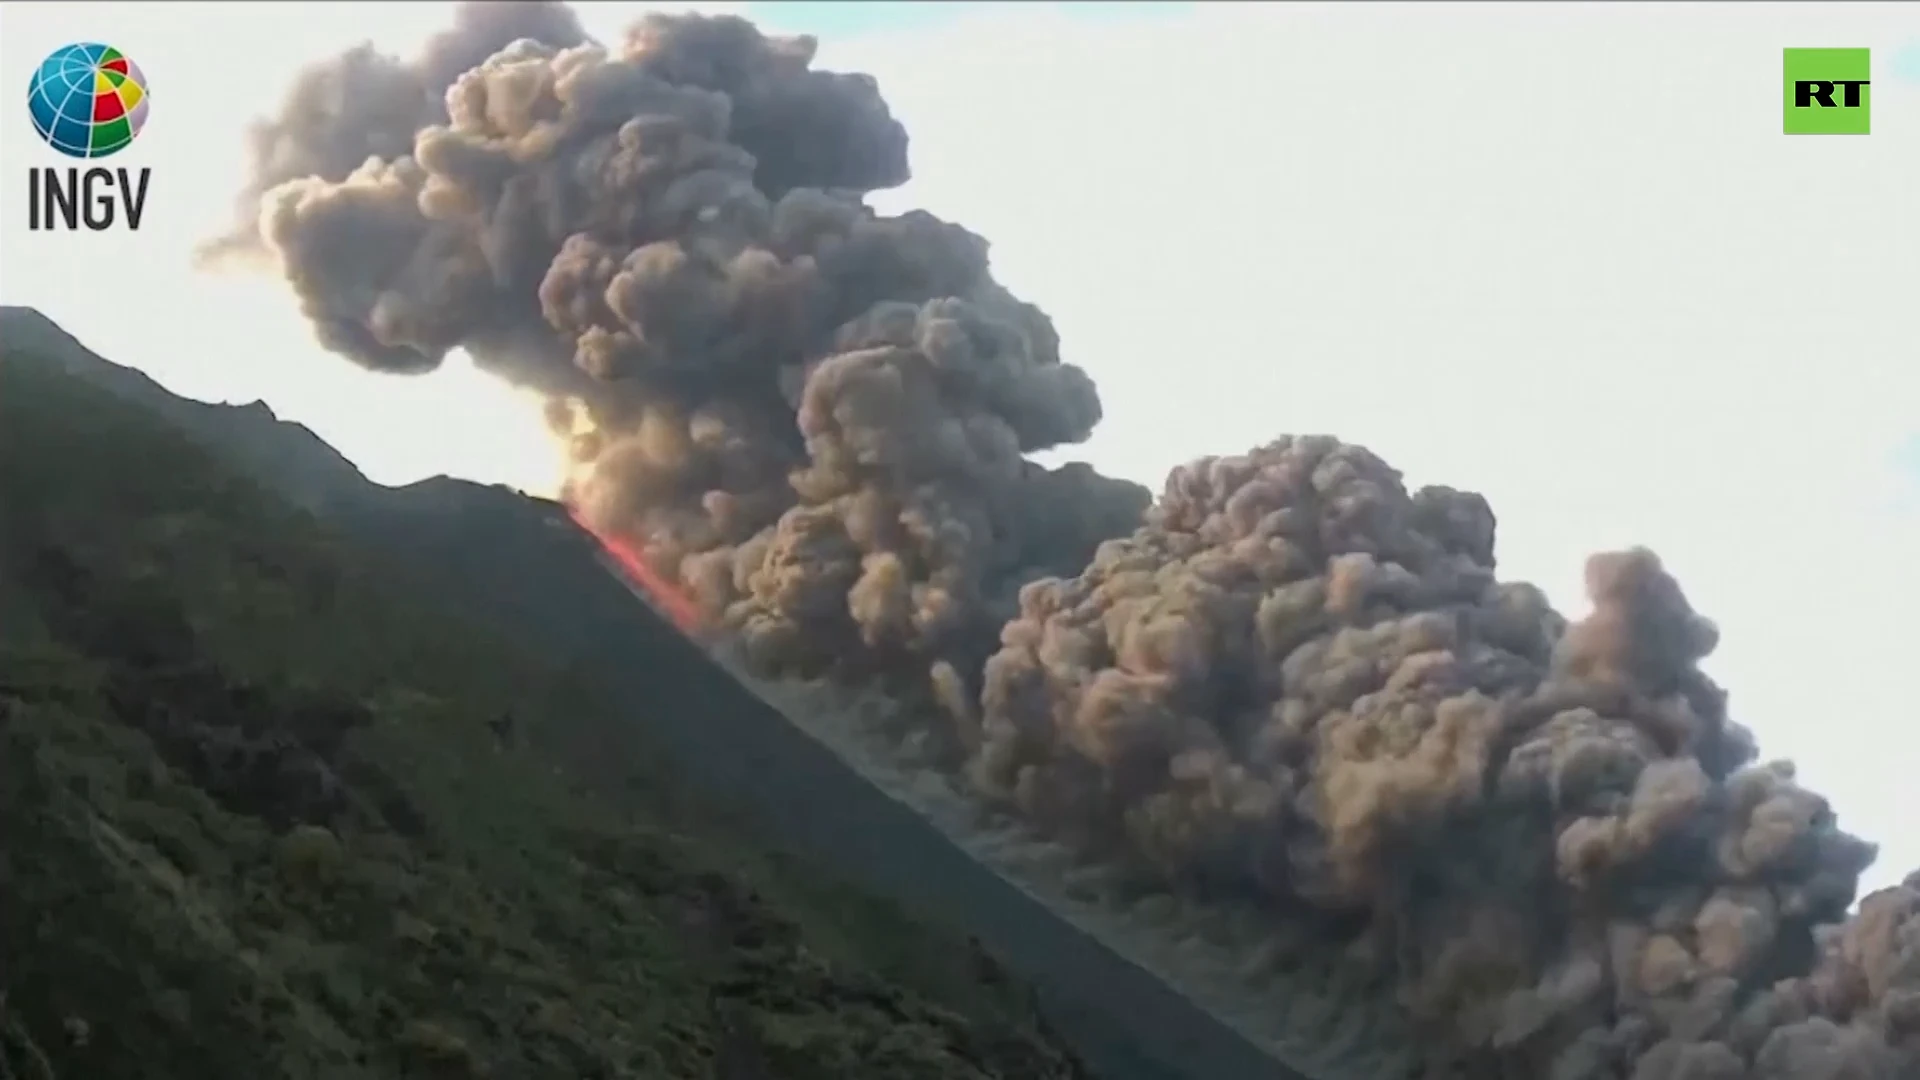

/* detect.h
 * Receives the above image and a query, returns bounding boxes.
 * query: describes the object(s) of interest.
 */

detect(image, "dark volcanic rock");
[0,305,1304,1080]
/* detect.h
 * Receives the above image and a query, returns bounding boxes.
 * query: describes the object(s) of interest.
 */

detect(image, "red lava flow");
[566,504,705,635]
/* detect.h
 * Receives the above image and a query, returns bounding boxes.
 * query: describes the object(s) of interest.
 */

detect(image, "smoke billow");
[216,5,1920,1077]
[975,439,1910,1076]
[198,0,591,264]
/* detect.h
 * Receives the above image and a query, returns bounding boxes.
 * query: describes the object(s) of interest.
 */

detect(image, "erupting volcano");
[203,4,1920,1076]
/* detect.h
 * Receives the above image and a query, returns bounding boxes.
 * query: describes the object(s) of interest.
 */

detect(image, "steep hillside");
[0,312,368,517]
[1,312,1307,1080]
[0,330,1095,1079]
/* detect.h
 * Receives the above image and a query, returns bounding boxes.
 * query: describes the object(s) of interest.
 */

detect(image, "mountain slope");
[0,306,1303,1080]
[0,330,1092,1079]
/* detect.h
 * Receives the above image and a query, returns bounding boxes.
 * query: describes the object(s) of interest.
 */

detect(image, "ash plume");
[217,7,1920,1078]
[198,1,590,263]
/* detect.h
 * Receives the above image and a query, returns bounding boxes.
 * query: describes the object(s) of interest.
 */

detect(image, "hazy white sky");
[3,2,1917,890]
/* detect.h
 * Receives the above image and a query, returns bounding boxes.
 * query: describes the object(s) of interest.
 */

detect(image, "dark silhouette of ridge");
[0,307,370,517]
[0,306,1312,1080]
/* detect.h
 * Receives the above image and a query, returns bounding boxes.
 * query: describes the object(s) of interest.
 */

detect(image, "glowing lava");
[565,505,704,635]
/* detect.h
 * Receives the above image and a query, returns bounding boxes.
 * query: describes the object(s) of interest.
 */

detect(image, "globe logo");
[27,43,150,159]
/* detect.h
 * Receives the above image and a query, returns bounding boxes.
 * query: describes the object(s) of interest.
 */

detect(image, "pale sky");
[3,1,1917,891]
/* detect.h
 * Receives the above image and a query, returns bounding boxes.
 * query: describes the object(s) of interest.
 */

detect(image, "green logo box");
[1784,48,1871,135]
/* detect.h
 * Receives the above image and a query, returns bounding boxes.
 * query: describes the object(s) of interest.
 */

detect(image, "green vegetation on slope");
[0,342,1088,1080]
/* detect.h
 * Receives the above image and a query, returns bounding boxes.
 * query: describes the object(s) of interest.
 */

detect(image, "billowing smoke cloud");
[216,5,1920,1077]
[198,0,590,263]
[976,439,1912,1076]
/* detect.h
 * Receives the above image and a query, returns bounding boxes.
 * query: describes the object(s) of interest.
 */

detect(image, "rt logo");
[1784,48,1870,135]
[24,42,153,231]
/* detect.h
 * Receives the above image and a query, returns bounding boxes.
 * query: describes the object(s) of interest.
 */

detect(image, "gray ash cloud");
[217,7,1920,1076]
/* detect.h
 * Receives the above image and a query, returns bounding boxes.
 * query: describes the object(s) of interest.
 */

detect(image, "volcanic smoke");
[205,5,1920,1077]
